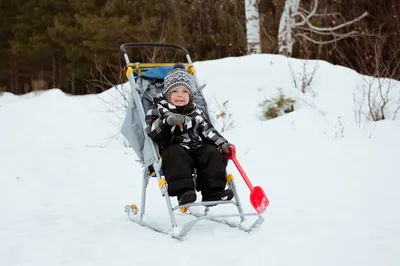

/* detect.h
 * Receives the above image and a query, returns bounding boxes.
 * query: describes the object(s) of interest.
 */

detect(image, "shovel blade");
[250,186,269,214]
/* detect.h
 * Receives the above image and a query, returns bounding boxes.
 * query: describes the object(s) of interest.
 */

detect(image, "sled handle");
[225,146,254,190]
[120,42,189,55]
[225,146,269,214]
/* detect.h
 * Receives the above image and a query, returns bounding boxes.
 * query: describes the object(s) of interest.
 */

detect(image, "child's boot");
[177,190,197,205]
[202,188,234,202]
[219,188,234,201]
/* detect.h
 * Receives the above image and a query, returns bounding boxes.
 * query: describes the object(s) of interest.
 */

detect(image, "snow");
[1,54,400,266]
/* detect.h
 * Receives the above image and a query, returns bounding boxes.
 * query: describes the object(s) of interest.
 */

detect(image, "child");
[145,63,235,206]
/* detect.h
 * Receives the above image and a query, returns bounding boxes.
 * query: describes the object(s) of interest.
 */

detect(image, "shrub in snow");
[212,99,235,133]
[289,61,319,95]
[261,90,295,119]
[353,76,400,125]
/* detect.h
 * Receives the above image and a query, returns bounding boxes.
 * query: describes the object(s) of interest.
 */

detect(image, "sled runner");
[120,42,267,239]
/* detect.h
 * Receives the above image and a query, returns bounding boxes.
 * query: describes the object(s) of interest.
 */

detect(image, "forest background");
[0,0,399,95]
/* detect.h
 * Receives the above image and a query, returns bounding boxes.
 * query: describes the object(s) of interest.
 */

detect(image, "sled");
[120,42,266,239]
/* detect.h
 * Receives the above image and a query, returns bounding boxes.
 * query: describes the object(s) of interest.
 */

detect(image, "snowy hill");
[1,54,400,266]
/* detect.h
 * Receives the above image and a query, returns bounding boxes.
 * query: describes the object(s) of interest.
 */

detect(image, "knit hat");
[162,63,194,102]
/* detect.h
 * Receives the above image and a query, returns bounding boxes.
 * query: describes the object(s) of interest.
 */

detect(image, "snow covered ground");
[1,54,399,266]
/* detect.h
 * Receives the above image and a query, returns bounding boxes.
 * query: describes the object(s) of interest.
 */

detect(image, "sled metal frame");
[121,42,264,238]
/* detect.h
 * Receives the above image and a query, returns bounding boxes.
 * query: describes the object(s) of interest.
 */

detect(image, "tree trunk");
[9,58,18,94]
[9,67,14,93]
[393,0,399,17]
[52,53,57,88]
[278,0,300,57]
[71,69,75,94]
[245,0,261,53]
[14,62,20,94]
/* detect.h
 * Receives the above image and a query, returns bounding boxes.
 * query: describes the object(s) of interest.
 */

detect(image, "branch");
[295,0,319,27]
[294,12,307,27]
[86,57,129,108]
[308,0,319,21]
[298,7,310,15]
[295,31,358,45]
[297,6,341,18]
[385,48,400,78]
[295,10,368,32]
[287,61,298,89]
[393,94,400,120]
[297,26,359,37]
[308,12,341,17]
[367,81,376,121]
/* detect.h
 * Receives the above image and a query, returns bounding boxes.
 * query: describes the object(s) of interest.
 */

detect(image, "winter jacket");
[145,96,228,150]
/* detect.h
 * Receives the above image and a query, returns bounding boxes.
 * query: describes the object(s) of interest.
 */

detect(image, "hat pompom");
[173,62,186,70]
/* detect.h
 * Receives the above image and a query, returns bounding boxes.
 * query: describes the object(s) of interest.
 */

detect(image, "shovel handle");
[225,146,254,190]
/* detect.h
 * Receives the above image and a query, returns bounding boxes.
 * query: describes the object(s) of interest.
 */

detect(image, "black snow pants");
[160,143,228,197]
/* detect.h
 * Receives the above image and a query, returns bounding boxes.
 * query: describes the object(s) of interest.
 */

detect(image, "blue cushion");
[141,66,173,79]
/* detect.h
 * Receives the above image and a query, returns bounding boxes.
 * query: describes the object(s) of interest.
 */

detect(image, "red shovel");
[225,146,269,214]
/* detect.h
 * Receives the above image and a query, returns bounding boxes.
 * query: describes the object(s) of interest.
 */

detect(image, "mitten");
[166,113,185,126]
[221,143,235,156]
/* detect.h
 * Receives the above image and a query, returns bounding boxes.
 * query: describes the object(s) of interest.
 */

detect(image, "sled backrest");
[120,43,213,169]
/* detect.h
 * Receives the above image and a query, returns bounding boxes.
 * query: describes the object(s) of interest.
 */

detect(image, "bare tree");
[278,0,368,56]
[245,0,261,53]
[353,50,400,124]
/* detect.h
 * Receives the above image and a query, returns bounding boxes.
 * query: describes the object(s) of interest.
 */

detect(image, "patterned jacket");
[145,96,228,150]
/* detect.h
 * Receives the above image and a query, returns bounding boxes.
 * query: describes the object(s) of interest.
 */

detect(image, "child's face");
[169,86,191,106]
